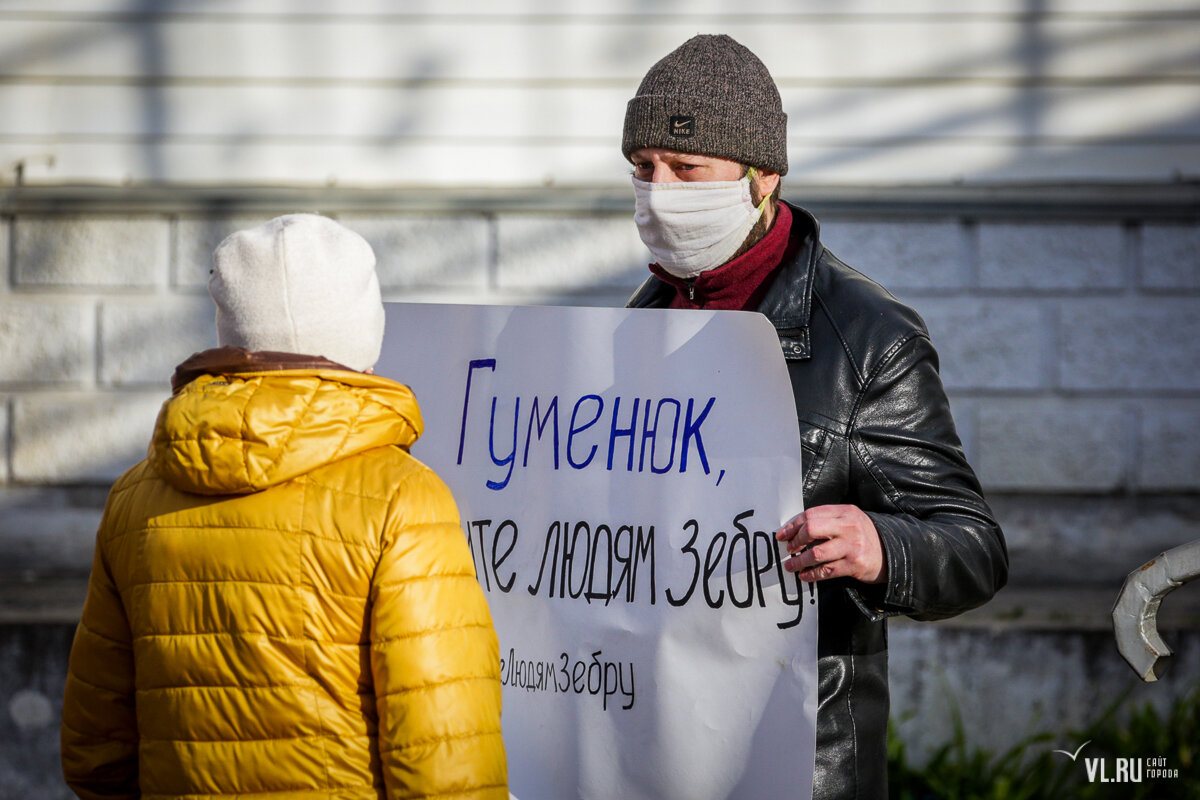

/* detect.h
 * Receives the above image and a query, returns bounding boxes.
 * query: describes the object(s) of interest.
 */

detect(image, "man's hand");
[775,504,887,584]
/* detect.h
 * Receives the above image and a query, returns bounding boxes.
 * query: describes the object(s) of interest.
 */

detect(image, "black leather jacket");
[628,201,1008,800]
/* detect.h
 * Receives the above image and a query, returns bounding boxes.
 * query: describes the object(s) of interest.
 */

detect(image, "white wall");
[0,0,1197,188]
[1,3,1199,782]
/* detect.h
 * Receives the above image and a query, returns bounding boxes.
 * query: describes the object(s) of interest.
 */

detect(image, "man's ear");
[753,169,780,202]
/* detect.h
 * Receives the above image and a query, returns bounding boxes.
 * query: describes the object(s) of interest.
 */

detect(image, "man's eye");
[676,164,698,171]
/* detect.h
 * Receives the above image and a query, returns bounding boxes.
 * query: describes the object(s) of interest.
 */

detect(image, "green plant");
[887,685,1200,799]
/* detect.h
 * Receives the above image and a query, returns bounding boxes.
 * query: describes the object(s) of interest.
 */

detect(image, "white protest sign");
[378,303,816,800]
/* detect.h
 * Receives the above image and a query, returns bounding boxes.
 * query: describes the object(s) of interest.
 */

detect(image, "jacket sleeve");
[60,518,139,799]
[847,331,1008,622]
[370,465,508,800]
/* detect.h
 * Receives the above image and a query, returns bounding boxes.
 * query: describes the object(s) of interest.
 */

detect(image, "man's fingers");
[775,511,807,543]
[780,511,848,553]
[778,504,886,584]
[799,563,839,582]
[787,538,843,570]
[803,506,852,536]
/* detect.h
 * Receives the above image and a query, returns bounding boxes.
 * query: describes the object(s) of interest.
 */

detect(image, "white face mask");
[632,170,767,279]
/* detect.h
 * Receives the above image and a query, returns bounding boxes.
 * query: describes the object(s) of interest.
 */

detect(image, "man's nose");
[649,162,679,183]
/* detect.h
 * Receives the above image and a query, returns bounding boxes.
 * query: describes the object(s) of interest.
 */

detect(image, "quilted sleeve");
[371,464,508,800]
[60,512,139,800]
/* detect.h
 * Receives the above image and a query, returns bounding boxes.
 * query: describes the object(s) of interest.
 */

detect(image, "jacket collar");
[647,202,795,311]
[757,201,820,360]
[172,347,355,392]
[155,348,422,495]
[627,200,821,361]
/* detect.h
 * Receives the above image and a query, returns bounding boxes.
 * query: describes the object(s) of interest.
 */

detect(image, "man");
[624,35,1008,799]
[60,214,508,799]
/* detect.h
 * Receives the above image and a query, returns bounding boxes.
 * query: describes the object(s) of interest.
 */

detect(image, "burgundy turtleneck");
[649,201,793,311]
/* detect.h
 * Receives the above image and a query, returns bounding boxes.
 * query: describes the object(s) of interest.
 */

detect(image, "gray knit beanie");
[210,214,384,372]
[622,34,788,175]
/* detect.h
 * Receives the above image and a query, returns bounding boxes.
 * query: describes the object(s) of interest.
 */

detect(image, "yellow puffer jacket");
[61,359,507,800]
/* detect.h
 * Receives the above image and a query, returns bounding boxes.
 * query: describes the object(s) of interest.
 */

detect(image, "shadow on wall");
[0,1,1196,184]
[0,0,1196,612]
[0,5,1197,796]
[782,4,1200,180]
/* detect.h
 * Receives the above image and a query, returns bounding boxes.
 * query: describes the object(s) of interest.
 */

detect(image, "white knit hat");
[209,214,384,372]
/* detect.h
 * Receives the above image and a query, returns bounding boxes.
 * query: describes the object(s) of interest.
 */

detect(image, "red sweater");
[649,202,793,311]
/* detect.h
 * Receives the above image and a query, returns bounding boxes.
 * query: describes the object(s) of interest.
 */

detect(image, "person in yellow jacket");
[60,214,508,799]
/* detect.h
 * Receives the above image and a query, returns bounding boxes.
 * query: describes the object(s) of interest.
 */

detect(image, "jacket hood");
[149,348,424,495]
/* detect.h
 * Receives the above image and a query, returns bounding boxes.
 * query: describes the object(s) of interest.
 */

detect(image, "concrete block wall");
[806,216,1200,495]
[2,204,1199,578]
[2,1,1198,785]
[1,199,1198,774]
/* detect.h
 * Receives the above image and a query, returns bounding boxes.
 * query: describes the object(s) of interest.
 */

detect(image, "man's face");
[630,147,780,204]
[629,147,747,183]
